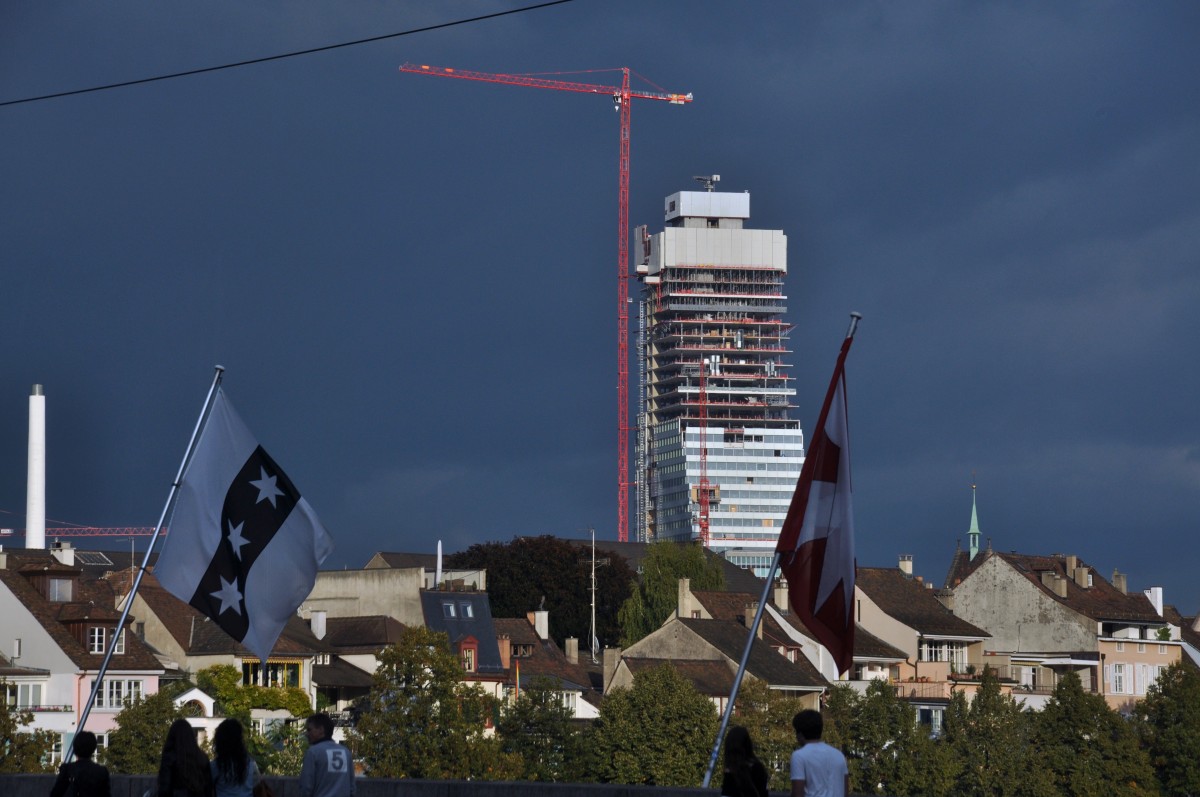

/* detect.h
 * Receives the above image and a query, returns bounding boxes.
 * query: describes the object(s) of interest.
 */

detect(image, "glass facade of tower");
[635,188,804,565]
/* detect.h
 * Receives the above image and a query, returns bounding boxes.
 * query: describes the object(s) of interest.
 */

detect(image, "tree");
[1034,671,1157,797]
[496,675,581,781]
[447,535,635,646]
[0,682,55,773]
[1135,662,1200,797]
[583,663,717,786]
[729,676,810,792]
[940,668,1048,797]
[349,625,521,780]
[105,683,189,773]
[842,679,934,795]
[195,665,311,721]
[617,541,725,645]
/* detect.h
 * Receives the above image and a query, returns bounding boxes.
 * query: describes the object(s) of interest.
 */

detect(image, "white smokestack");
[26,385,46,550]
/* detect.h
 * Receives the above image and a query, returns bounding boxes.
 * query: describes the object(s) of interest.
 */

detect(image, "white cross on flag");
[154,388,333,662]
[776,334,856,675]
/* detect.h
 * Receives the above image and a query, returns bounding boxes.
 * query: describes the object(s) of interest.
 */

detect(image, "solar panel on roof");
[75,551,114,566]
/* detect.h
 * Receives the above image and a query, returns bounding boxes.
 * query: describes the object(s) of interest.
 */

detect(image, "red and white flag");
[776,333,856,675]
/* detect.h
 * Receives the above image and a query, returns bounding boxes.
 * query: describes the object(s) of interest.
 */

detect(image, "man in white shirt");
[790,709,849,797]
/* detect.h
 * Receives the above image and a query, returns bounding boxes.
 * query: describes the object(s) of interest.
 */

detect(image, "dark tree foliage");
[583,663,717,786]
[617,541,724,645]
[446,535,634,646]
[940,667,1051,797]
[104,681,190,774]
[1135,662,1200,797]
[729,676,810,791]
[843,679,936,796]
[349,625,522,780]
[496,675,582,782]
[1034,671,1158,797]
[0,681,55,773]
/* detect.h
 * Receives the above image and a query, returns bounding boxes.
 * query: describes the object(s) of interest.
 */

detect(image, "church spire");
[967,480,982,561]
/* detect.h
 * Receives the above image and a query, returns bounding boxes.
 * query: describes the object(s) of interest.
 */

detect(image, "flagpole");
[68,366,225,759]
[701,551,783,787]
[701,313,862,788]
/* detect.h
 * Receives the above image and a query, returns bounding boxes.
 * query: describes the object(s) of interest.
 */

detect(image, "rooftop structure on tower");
[634,180,804,572]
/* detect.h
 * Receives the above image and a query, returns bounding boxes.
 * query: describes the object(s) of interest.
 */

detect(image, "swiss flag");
[776,334,856,675]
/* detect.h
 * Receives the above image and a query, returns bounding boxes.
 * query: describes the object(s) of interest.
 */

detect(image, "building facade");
[636,184,803,564]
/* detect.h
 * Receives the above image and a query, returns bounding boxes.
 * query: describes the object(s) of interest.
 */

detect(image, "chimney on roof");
[527,610,549,641]
[1072,566,1089,589]
[602,647,621,694]
[745,602,763,639]
[677,577,692,618]
[497,634,511,669]
[1144,587,1163,616]
[773,579,789,613]
[898,555,913,576]
[1040,570,1068,598]
[50,540,74,567]
[1113,570,1127,595]
[1065,555,1077,572]
[310,610,326,640]
[565,637,578,665]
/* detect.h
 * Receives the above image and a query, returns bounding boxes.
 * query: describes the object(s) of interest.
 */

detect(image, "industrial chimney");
[26,385,46,550]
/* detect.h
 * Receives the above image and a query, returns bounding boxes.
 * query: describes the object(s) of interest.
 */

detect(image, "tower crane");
[697,357,712,548]
[399,63,693,543]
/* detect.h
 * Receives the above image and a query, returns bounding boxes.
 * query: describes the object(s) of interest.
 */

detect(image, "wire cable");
[0,0,576,108]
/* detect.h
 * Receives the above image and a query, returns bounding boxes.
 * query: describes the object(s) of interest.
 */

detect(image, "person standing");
[299,713,354,797]
[720,725,769,797]
[158,719,213,797]
[790,709,849,797]
[210,719,261,797]
[50,731,111,797]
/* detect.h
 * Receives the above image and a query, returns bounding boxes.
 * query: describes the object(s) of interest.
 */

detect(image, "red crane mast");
[399,64,692,542]
[697,358,711,548]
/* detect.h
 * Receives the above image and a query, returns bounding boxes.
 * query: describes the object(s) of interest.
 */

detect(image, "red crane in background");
[399,63,693,543]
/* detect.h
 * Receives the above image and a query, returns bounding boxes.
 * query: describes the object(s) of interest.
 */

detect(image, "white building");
[636,182,804,568]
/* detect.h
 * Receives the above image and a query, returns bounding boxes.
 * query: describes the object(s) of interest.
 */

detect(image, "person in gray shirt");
[299,714,354,797]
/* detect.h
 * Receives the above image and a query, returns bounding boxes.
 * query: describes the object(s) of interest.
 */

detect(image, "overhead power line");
[0,0,576,108]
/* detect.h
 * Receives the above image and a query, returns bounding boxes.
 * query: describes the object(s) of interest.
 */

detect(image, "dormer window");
[442,603,456,618]
[113,629,125,655]
[88,627,106,654]
[48,577,73,602]
[459,637,478,672]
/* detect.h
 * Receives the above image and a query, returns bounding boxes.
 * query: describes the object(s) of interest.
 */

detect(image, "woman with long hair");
[157,718,213,797]
[210,718,261,797]
[721,724,769,797]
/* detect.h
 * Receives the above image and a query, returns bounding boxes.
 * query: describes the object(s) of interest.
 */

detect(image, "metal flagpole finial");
[846,312,863,340]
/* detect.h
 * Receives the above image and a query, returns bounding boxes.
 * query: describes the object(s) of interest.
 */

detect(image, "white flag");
[155,388,333,662]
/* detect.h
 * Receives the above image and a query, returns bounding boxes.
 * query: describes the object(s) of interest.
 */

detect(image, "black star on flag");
[154,389,332,662]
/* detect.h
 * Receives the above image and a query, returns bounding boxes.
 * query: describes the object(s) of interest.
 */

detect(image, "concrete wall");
[952,557,1095,652]
[303,568,425,626]
[0,776,723,797]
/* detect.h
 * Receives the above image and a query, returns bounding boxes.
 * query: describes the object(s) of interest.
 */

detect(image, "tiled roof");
[1163,606,1200,653]
[493,617,594,691]
[623,657,735,696]
[677,618,826,689]
[853,624,908,660]
[323,615,407,652]
[961,552,1162,623]
[365,552,436,570]
[133,572,329,658]
[312,658,374,689]
[0,552,162,672]
[856,567,990,638]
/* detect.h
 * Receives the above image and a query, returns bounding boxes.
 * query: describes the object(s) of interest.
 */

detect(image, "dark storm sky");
[2,2,1198,611]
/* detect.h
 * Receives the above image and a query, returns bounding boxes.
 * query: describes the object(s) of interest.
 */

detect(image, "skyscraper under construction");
[635,179,804,572]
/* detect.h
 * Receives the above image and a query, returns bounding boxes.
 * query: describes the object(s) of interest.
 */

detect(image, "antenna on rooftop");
[693,174,720,191]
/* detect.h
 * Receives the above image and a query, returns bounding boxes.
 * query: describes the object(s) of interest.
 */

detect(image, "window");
[442,603,456,618]
[47,578,73,602]
[114,629,125,655]
[461,647,476,672]
[88,627,106,654]
[18,683,43,708]
[244,661,302,689]
[1159,644,1167,654]
[96,679,142,708]
[1113,663,1127,695]
[459,602,474,619]
[1116,642,1124,652]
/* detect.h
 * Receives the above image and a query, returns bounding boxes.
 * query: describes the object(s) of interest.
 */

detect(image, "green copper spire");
[968,482,981,561]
